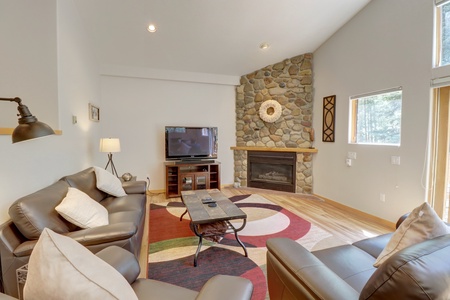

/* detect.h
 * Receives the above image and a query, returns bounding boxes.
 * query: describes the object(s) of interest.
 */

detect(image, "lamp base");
[105,153,119,177]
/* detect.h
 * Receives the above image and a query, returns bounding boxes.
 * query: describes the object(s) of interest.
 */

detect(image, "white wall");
[0,0,59,127]
[0,0,100,222]
[57,0,101,164]
[313,0,434,222]
[99,73,237,190]
[1,0,444,226]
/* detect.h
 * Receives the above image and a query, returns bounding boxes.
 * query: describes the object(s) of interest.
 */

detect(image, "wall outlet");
[347,152,357,159]
[380,193,386,202]
[391,156,401,165]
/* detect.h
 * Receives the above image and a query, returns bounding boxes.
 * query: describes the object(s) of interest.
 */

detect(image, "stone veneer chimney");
[233,53,314,194]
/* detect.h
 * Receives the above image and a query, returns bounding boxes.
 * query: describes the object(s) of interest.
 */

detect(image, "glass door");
[428,86,450,221]
[181,174,194,191]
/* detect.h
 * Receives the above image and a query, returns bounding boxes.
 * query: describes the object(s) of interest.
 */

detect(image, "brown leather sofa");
[0,246,254,300]
[266,227,450,299]
[0,167,147,298]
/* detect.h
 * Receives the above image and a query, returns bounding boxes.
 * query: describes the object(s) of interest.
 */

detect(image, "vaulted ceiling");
[73,0,371,76]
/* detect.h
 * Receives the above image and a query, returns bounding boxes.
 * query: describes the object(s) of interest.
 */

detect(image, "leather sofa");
[0,245,254,300]
[0,167,147,298]
[96,246,253,300]
[266,225,450,299]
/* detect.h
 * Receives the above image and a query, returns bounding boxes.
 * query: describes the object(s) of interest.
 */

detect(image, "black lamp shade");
[12,121,55,143]
[0,97,55,143]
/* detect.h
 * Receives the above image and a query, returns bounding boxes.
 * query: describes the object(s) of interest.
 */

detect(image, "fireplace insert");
[247,151,296,193]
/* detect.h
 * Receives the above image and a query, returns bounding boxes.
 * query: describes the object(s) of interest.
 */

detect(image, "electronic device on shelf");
[165,126,218,162]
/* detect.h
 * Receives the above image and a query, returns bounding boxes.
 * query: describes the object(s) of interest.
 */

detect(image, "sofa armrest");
[195,275,253,300]
[0,220,27,254]
[0,293,18,300]
[11,223,137,257]
[122,180,146,194]
[95,246,140,284]
[66,222,137,246]
[266,238,359,300]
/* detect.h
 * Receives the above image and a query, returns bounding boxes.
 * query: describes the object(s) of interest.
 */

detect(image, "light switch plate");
[346,158,352,167]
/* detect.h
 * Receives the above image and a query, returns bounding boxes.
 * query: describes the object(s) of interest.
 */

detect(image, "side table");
[16,264,27,300]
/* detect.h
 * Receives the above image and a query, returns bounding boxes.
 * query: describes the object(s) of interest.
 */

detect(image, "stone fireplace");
[232,53,315,194]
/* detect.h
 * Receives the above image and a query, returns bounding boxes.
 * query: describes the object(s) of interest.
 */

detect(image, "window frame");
[348,87,403,146]
[435,0,450,67]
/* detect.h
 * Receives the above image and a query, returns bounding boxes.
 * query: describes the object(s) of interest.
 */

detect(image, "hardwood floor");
[140,187,394,277]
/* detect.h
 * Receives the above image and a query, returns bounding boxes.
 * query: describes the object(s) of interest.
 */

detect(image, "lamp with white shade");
[99,138,120,177]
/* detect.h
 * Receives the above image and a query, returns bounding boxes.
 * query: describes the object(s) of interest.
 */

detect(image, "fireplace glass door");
[247,151,296,192]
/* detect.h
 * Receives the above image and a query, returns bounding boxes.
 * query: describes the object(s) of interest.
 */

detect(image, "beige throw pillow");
[94,166,127,197]
[56,187,109,228]
[23,228,138,300]
[374,202,450,267]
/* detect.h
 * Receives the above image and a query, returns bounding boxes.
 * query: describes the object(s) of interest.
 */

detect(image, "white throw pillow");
[374,202,450,267]
[56,187,109,229]
[94,166,127,197]
[23,228,138,300]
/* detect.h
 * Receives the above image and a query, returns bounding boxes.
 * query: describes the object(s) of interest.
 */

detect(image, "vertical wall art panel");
[322,95,336,142]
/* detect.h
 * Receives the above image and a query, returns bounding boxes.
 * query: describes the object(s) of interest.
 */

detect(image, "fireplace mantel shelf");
[230,146,318,153]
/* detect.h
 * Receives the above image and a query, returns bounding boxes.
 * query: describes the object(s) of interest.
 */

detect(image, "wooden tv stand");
[165,161,221,198]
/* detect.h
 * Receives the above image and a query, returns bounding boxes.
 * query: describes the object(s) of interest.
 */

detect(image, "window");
[349,88,402,145]
[435,0,450,67]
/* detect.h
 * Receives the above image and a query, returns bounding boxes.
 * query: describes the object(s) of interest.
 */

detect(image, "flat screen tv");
[165,126,218,161]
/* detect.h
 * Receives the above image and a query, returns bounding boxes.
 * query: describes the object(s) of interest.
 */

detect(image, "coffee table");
[181,189,248,267]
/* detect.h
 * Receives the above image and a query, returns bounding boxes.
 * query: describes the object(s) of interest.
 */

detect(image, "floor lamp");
[100,138,120,177]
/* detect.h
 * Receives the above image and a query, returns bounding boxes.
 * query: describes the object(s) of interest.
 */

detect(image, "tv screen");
[165,126,218,161]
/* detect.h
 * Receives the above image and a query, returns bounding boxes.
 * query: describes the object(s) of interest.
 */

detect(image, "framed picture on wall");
[89,103,100,122]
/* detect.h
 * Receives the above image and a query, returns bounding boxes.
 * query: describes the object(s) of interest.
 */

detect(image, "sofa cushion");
[312,244,376,292]
[352,233,393,259]
[24,228,138,300]
[374,202,450,266]
[101,194,146,213]
[94,166,127,197]
[56,187,109,229]
[9,181,76,240]
[62,167,107,202]
[360,234,450,299]
[109,211,144,228]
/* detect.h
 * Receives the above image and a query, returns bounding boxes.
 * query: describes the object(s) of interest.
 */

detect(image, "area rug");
[148,194,347,300]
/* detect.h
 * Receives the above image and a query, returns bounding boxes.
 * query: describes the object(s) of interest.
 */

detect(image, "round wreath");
[259,100,282,123]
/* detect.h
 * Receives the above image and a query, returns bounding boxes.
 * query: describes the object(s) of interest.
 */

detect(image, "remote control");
[202,199,216,204]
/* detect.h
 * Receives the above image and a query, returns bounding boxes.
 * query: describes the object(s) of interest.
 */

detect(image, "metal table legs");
[191,219,247,267]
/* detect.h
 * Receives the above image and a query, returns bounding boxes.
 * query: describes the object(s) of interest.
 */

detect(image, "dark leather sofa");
[97,246,254,300]
[266,223,450,299]
[0,245,254,300]
[0,167,147,298]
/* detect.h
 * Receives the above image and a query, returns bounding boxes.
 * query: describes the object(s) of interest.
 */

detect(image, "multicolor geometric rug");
[148,194,347,300]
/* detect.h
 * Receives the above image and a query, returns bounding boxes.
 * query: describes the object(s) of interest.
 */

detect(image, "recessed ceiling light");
[259,43,270,50]
[147,24,157,33]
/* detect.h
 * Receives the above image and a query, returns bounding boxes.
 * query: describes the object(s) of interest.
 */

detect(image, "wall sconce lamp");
[0,97,55,143]
[99,138,121,177]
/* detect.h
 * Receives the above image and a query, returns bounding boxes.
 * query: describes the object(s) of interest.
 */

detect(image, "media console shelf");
[165,161,221,198]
